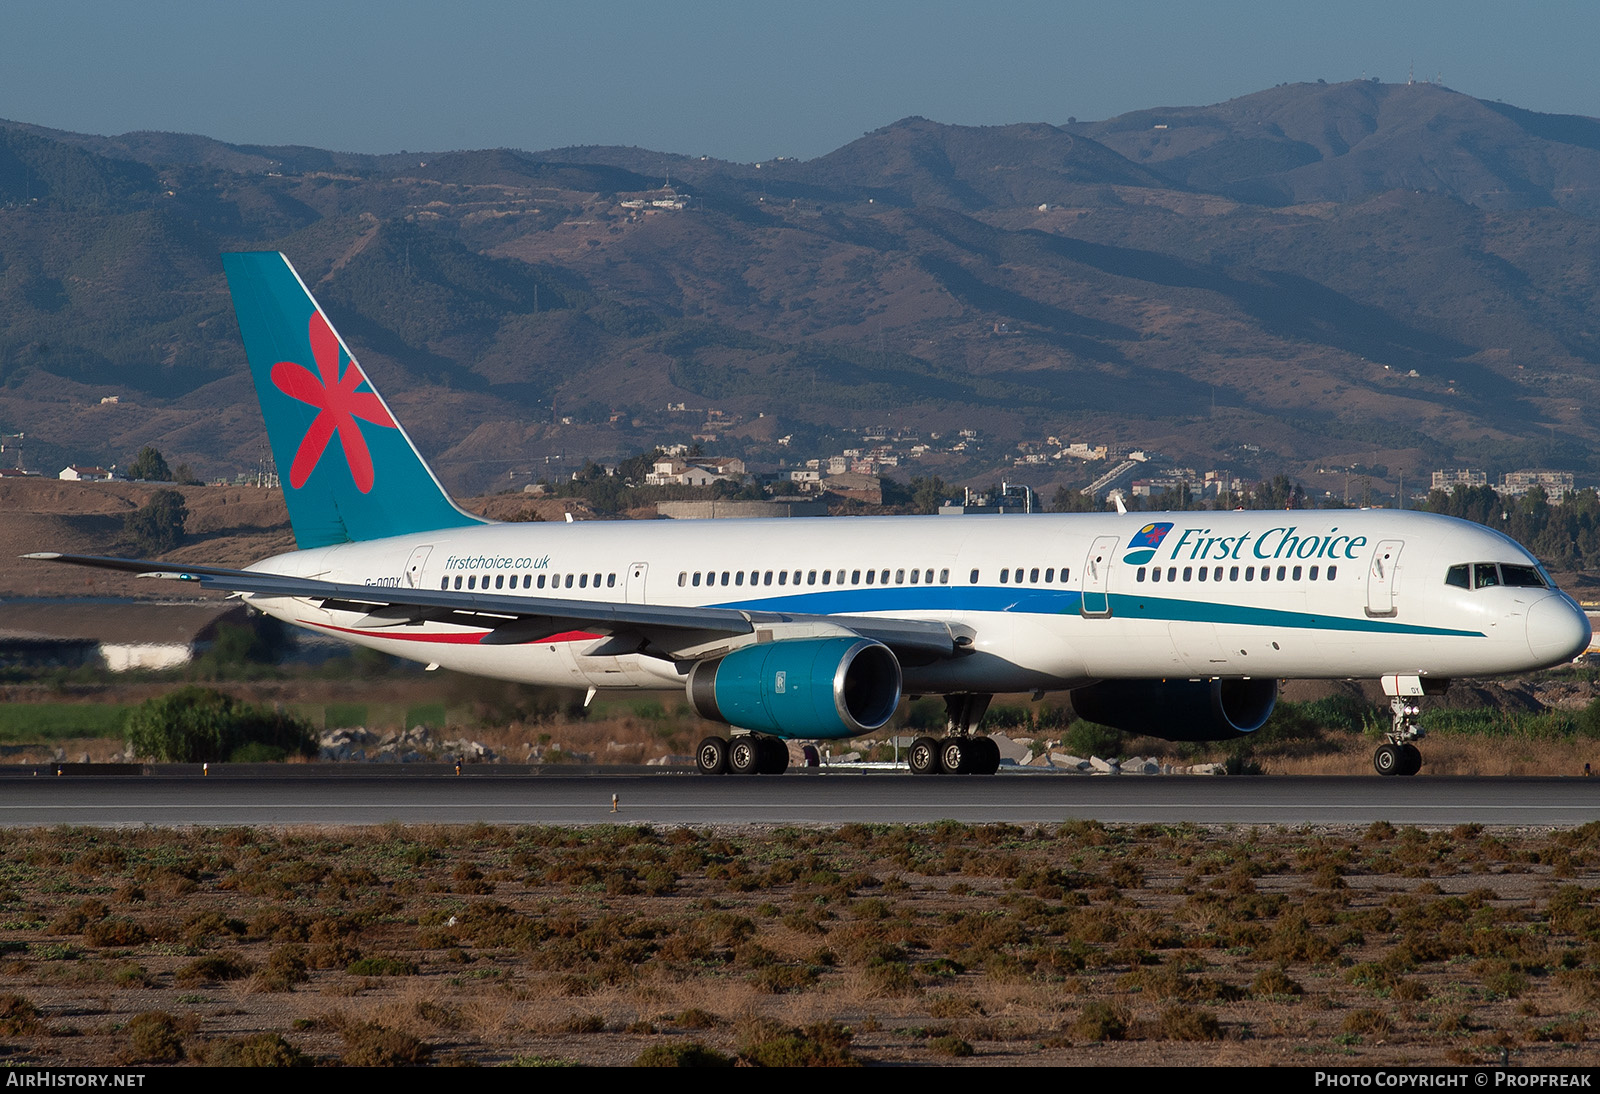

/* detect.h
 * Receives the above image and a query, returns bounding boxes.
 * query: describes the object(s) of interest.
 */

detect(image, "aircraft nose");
[1527,595,1592,665]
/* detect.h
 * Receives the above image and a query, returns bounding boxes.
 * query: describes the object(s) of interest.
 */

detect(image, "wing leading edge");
[24,553,973,663]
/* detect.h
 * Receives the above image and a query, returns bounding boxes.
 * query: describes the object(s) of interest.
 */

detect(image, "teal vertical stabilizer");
[222,252,488,549]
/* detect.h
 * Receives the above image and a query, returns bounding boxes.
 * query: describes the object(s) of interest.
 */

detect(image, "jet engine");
[687,637,902,740]
[1069,678,1277,741]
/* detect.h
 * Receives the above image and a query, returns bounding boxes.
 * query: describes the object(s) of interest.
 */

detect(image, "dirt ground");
[0,822,1596,1066]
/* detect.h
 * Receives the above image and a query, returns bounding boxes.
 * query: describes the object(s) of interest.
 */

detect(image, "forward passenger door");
[1081,535,1119,618]
[1366,539,1403,617]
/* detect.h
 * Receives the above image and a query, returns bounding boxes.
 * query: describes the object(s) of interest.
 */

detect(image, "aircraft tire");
[971,736,1001,775]
[728,736,762,775]
[759,737,790,775]
[697,736,729,775]
[1399,743,1423,777]
[940,737,971,775]
[908,736,940,775]
[1373,744,1402,777]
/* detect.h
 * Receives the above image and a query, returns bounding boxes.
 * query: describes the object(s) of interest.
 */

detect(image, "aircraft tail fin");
[222,251,488,549]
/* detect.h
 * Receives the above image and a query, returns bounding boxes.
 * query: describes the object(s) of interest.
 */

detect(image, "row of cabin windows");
[993,566,1070,585]
[443,572,617,591]
[679,567,952,588]
[675,566,1077,589]
[1136,563,1338,584]
[1444,562,1547,590]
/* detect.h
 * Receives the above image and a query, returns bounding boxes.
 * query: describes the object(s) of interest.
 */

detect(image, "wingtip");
[21,552,61,560]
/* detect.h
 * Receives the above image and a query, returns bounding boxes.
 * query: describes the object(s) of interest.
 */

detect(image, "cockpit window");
[1451,562,1550,590]
[1500,564,1547,588]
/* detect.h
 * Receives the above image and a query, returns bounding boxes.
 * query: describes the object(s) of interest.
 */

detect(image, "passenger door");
[1081,535,1119,618]
[625,562,649,604]
[404,545,433,589]
[1366,539,1403,617]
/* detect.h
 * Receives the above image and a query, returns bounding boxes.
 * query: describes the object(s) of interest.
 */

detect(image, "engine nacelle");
[687,637,902,740]
[1070,678,1277,741]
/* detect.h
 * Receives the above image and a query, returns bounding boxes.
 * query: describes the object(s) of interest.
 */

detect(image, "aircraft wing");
[24,553,973,662]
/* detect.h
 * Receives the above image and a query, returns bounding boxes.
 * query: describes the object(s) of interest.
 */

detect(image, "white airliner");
[30,253,1593,777]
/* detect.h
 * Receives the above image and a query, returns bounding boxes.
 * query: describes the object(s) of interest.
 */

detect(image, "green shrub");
[346,956,417,977]
[1070,1002,1128,1042]
[125,686,315,763]
[1153,1005,1224,1041]
[196,1033,311,1067]
[1064,719,1122,758]
[121,1011,191,1064]
[739,1020,858,1067]
[338,1022,431,1066]
[634,1041,734,1067]
[124,489,186,554]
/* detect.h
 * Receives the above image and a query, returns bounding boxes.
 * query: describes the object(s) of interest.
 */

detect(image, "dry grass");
[0,822,1595,1065]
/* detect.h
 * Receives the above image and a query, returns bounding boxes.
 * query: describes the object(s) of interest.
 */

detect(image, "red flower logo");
[270,312,398,493]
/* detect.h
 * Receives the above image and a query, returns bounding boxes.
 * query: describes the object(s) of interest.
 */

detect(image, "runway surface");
[0,771,1596,827]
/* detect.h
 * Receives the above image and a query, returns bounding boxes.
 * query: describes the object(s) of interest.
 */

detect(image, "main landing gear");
[697,734,790,775]
[1374,675,1435,777]
[909,694,1002,775]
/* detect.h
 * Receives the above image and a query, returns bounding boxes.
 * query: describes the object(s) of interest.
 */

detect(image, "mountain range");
[2,78,1599,499]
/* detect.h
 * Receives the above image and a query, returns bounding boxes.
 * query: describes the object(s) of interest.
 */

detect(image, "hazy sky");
[5,1,1598,162]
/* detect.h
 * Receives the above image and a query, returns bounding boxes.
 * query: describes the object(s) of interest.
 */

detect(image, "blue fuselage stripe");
[703,586,1482,638]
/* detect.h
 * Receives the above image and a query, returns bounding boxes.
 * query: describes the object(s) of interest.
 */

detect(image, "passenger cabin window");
[970,569,980,584]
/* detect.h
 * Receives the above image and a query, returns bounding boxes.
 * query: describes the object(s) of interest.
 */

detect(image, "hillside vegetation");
[2,80,1600,497]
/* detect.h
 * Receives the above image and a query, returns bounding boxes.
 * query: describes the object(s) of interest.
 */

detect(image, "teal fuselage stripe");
[702,585,1483,639]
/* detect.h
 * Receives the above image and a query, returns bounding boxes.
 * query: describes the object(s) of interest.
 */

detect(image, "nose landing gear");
[1374,675,1441,777]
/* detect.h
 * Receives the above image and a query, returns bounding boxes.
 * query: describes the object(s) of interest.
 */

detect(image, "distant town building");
[1500,470,1574,497]
[644,457,747,487]
[1432,469,1488,490]
[59,466,117,482]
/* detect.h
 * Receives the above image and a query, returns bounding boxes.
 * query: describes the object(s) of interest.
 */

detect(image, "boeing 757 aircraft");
[29,253,1593,777]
